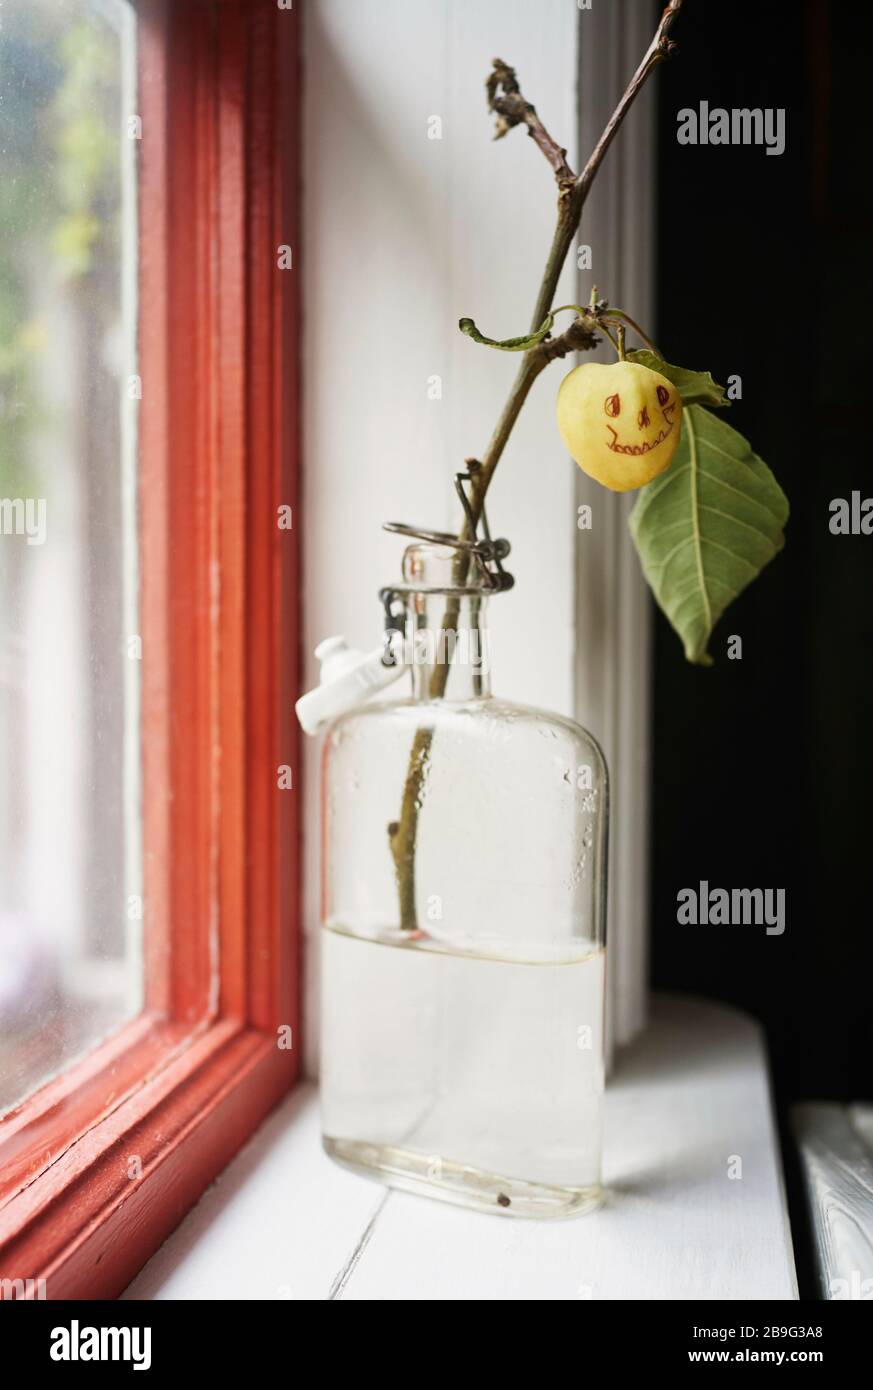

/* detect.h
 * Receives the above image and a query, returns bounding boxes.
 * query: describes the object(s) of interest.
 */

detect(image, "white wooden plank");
[793,1102,873,1300]
[120,1084,381,1302]
[339,996,797,1300]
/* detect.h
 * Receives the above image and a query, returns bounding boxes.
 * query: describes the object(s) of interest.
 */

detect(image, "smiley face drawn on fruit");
[604,381,676,455]
[556,360,682,491]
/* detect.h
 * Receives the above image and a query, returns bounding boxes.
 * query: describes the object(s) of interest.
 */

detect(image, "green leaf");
[627,349,729,409]
[629,405,789,666]
[459,312,554,352]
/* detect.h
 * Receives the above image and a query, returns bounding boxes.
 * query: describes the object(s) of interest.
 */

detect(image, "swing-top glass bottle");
[320,542,609,1217]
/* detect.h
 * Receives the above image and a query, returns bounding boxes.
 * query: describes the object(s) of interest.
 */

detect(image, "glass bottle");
[320,543,608,1217]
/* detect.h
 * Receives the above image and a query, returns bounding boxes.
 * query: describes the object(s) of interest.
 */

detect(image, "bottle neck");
[402,593,491,702]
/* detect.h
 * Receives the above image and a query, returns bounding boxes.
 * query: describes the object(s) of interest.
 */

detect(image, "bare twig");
[486,58,576,198]
[529,0,684,336]
[388,1,686,929]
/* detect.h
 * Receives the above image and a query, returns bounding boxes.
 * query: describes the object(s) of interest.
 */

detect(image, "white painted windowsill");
[122,995,797,1301]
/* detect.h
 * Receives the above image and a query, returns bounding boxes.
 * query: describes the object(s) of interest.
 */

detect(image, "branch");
[478,0,684,500]
[486,58,576,199]
[388,1,686,930]
[577,0,682,203]
[529,0,684,335]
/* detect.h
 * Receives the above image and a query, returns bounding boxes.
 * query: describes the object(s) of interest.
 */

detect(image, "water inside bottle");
[321,924,605,1218]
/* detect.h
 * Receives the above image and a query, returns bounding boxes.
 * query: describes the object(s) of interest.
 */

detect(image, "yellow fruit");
[556,360,682,492]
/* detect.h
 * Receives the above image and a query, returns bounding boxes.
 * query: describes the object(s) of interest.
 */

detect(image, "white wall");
[302,0,654,1070]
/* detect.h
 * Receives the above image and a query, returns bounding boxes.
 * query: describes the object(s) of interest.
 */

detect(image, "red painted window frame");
[0,0,300,1299]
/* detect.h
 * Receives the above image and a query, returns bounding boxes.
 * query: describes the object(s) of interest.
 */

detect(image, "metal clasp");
[381,460,514,595]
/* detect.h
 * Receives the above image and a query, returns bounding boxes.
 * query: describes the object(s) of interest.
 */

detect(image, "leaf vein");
[700,535,760,572]
[687,408,712,633]
[695,465,785,525]
[632,463,691,531]
[697,503,780,546]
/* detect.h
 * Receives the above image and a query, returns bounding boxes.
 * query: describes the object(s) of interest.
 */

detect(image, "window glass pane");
[0,0,140,1114]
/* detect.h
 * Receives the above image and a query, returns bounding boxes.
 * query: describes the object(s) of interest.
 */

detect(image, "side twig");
[486,57,576,198]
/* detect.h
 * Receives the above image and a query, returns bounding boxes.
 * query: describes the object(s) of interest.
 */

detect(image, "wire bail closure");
[378,461,513,665]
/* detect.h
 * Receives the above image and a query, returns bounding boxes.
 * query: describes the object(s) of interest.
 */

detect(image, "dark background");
[652,0,872,1112]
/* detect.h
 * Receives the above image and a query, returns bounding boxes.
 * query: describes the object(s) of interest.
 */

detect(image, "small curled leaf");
[459,312,554,352]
